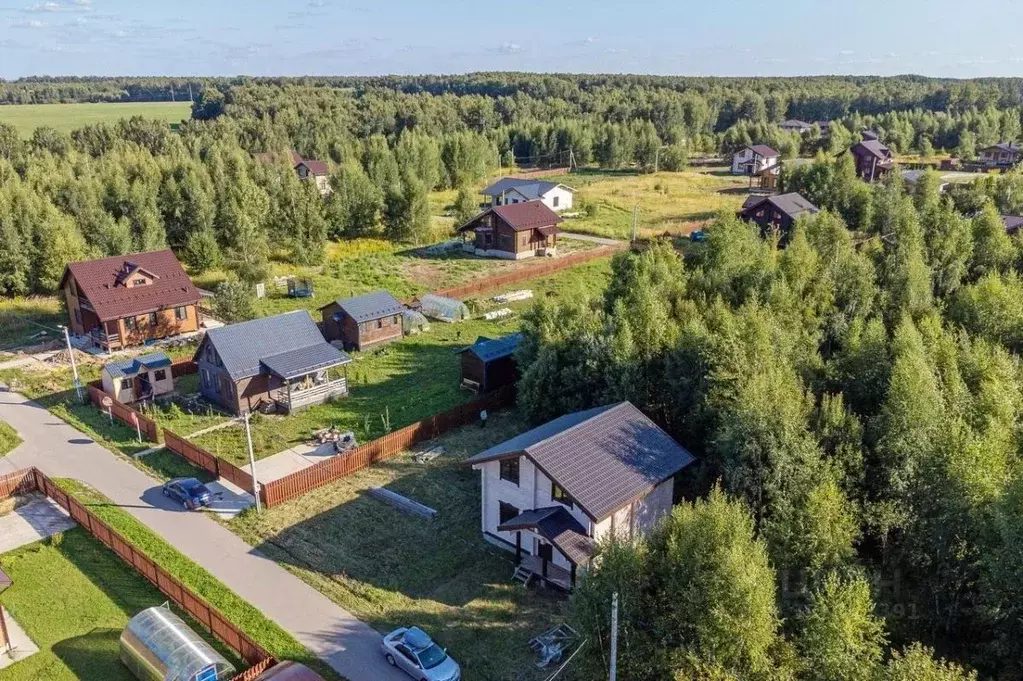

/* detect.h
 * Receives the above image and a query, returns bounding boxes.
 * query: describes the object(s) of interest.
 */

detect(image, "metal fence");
[260,385,515,508]
[0,467,277,675]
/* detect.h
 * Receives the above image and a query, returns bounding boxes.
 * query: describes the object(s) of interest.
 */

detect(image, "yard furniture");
[529,623,579,668]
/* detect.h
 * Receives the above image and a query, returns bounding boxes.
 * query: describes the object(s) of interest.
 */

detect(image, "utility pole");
[188,82,194,103]
[244,412,262,512]
[609,592,619,681]
[569,147,577,172]
[654,146,659,174]
[170,83,175,102]
[61,325,82,402]
[631,204,639,243]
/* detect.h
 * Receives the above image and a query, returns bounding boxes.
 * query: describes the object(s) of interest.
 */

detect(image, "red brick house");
[59,250,202,351]
[849,139,894,182]
[457,200,561,260]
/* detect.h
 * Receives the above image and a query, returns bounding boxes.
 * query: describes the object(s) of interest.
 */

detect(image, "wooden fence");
[260,385,516,508]
[432,244,624,301]
[171,360,198,378]
[87,381,159,443]
[0,467,276,674]
[163,429,256,494]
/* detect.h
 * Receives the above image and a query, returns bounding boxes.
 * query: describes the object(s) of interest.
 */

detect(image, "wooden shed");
[101,352,175,404]
[319,290,405,351]
[458,332,522,394]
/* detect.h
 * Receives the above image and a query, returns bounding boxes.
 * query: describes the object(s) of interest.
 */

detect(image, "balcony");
[89,329,121,348]
[277,377,348,412]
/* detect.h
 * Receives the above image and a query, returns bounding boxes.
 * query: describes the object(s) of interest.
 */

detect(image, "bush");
[213,279,257,323]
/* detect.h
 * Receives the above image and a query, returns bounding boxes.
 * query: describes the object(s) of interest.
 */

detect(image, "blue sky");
[1,0,1022,79]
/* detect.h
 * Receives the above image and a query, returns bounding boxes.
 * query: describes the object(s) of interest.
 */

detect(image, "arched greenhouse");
[119,605,236,681]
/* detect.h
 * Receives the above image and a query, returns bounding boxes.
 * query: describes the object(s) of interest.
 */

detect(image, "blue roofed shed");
[458,332,522,393]
[101,352,175,403]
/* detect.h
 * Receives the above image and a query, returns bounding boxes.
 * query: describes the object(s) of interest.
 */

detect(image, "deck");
[520,554,573,590]
[278,378,348,411]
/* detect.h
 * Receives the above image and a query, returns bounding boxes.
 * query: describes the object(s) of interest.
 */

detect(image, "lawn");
[52,480,342,681]
[193,258,613,466]
[0,102,191,138]
[0,420,21,456]
[549,168,750,239]
[229,410,570,681]
[0,527,239,681]
[0,297,65,353]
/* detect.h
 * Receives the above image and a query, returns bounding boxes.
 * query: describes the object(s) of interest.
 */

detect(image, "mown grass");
[194,259,612,466]
[0,527,240,681]
[53,479,343,681]
[549,168,749,239]
[0,419,21,456]
[229,410,569,681]
[0,296,64,352]
[0,102,191,137]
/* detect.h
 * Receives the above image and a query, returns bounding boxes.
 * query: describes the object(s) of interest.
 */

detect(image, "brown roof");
[458,200,562,233]
[853,139,892,160]
[748,144,779,158]
[61,250,202,322]
[298,159,330,176]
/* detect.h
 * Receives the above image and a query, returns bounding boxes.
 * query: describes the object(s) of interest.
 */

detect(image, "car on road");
[162,477,213,510]
[381,626,460,681]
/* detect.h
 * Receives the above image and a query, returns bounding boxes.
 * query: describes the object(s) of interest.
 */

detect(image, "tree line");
[518,164,1023,680]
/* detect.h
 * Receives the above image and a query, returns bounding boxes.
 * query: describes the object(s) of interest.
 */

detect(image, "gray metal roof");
[463,332,522,363]
[742,192,820,220]
[331,290,404,323]
[469,402,696,521]
[198,310,345,381]
[854,139,891,159]
[103,352,172,379]
[481,177,567,199]
[498,506,596,565]
[261,344,350,380]
[1003,215,1023,233]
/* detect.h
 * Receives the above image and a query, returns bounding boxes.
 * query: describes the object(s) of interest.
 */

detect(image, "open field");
[0,526,239,681]
[0,297,65,353]
[0,420,21,456]
[194,258,613,466]
[549,168,750,239]
[53,480,341,680]
[0,102,191,137]
[229,410,569,681]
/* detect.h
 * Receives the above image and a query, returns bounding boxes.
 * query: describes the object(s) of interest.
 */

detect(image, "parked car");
[689,230,707,242]
[162,477,213,510]
[381,627,460,681]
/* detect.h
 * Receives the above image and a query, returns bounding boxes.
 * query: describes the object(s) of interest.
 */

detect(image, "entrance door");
[537,541,553,562]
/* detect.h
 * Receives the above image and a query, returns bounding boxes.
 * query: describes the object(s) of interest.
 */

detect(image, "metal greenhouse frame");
[418,293,470,323]
[120,604,236,681]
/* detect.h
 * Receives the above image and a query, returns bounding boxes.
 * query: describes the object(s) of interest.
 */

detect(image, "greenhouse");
[418,293,470,323]
[402,308,430,335]
[120,605,236,681]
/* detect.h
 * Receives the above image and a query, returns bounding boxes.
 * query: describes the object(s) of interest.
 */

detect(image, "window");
[133,278,147,286]
[396,644,417,665]
[124,316,137,331]
[551,483,573,508]
[121,378,132,391]
[376,319,383,329]
[499,501,520,525]
[154,369,167,381]
[552,195,559,208]
[148,312,158,326]
[201,369,210,388]
[175,306,187,321]
[499,457,519,485]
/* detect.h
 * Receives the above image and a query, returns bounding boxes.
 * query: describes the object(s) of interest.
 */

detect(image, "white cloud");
[839,49,854,56]
[13,18,46,27]
[584,36,599,43]
[24,0,91,11]
[491,42,522,54]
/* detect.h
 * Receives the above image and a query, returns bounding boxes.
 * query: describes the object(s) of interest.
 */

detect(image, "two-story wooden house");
[979,142,1022,168]
[731,144,780,176]
[457,200,561,260]
[193,310,352,415]
[849,139,894,182]
[739,192,820,240]
[59,250,202,352]
[467,402,695,589]
[319,290,405,351]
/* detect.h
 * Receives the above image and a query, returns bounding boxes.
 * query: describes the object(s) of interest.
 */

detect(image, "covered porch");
[260,344,353,413]
[498,506,596,591]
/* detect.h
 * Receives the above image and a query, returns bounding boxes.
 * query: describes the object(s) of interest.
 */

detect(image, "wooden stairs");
[512,564,534,586]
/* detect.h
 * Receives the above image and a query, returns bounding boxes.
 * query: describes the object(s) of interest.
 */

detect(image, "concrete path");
[0,496,76,554]
[559,231,623,246]
[255,442,340,483]
[0,606,39,670]
[0,386,405,681]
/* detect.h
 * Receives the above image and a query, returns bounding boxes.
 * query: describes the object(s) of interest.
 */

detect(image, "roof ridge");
[526,402,626,452]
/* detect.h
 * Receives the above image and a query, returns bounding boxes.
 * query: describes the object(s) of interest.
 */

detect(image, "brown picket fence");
[0,467,275,672]
[164,428,256,494]
[432,244,624,301]
[171,360,199,378]
[87,381,159,443]
[260,385,516,508]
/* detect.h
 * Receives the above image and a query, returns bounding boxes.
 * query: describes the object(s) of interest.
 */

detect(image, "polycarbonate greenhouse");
[402,309,430,335]
[419,293,470,323]
[120,605,236,681]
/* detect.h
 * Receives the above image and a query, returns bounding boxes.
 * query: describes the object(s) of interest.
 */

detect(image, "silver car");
[381,626,461,681]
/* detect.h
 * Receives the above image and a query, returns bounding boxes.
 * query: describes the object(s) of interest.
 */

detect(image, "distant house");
[458,333,522,394]
[1002,215,1023,235]
[101,352,174,404]
[60,250,203,352]
[757,162,783,190]
[849,139,894,182]
[194,311,352,415]
[979,142,1022,168]
[861,130,880,142]
[731,144,780,176]
[457,200,562,260]
[319,290,405,351]
[481,178,574,212]
[815,121,832,138]
[779,119,812,134]
[467,402,696,589]
[739,192,820,237]
[902,169,949,194]
[254,150,332,196]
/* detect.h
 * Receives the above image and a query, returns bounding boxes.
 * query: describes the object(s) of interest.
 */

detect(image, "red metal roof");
[62,249,202,322]
[492,200,562,231]
[298,159,329,176]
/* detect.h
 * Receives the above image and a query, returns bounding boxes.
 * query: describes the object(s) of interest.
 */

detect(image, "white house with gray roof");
[466,401,695,589]
[481,178,574,213]
[193,310,352,415]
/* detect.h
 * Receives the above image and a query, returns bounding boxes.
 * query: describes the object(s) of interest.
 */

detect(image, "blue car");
[689,230,707,242]
[162,477,213,510]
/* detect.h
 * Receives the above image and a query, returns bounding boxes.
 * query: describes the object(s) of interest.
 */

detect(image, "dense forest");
[521,164,1023,680]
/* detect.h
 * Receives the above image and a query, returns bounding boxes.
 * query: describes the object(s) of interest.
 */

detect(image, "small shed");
[319,290,405,351]
[457,332,522,394]
[101,352,174,404]
[119,605,236,681]
[254,661,327,681]
[417,293,470,323]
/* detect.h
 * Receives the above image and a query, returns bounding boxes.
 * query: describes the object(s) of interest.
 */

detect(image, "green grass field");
[0,102,191,137]
[0,297,65,352]
[0,527,239,681]
[229,410,568,681]
[0,420,21,456]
